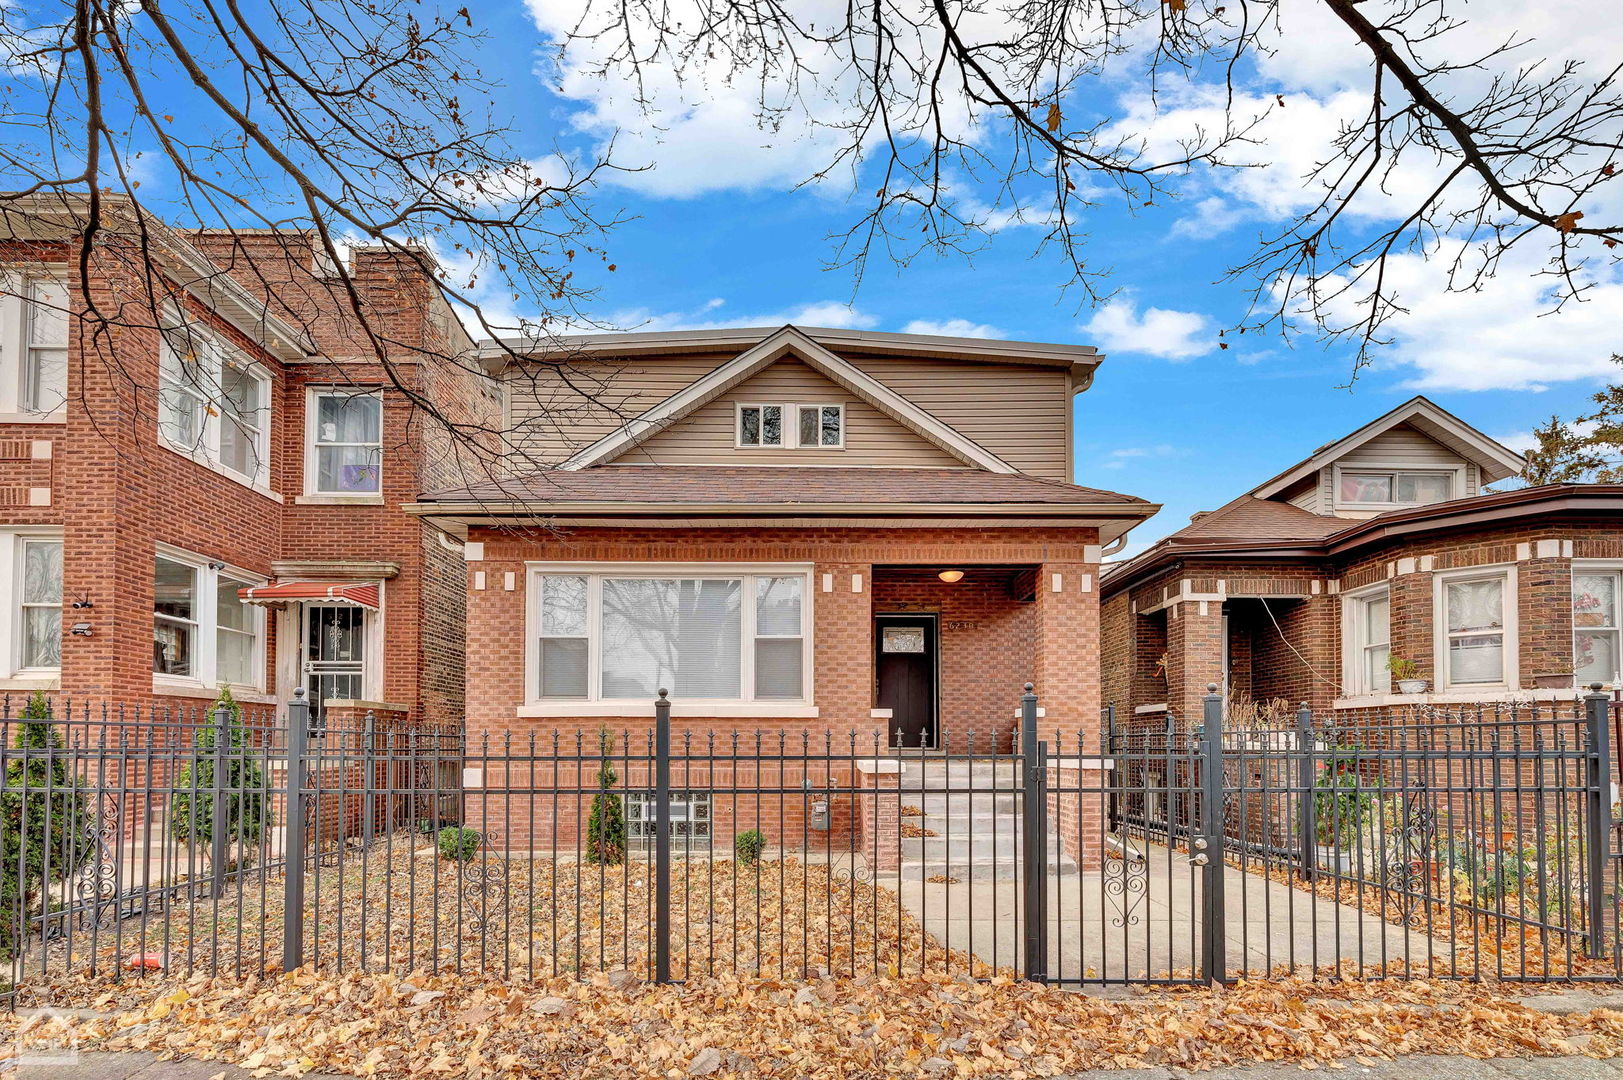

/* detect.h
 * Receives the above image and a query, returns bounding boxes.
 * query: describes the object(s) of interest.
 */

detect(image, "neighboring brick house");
[1101,396,1623,728]
[408,324,1156,855]
[0,198,497,729]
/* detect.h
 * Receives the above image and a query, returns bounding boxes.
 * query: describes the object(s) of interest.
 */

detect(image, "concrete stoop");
[897,758,1079,882]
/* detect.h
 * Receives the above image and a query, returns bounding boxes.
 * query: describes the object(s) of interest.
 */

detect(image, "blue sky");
[17,0,1617,553]
[475,1,1618,551]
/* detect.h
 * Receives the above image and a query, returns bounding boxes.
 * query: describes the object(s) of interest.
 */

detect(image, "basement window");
[627,791,713,845]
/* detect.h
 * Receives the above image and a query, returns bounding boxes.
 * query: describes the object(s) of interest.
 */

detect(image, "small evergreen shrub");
[586,727,626,866]
[168,687,271,868]
[437,826,481,862]
[1,691,94,962]
[735,829,767,866]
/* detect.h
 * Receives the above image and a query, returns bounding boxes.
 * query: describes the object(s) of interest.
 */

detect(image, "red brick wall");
[0,231,494,727]
[1102,515,1623,721]
[461,524,1103,851]
[871,572,1036,752]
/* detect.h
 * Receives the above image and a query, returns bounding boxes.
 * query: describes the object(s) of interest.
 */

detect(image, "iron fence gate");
[3,685,1620,1001]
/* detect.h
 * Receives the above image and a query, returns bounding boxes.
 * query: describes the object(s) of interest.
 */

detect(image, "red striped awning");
[237,581,381,609]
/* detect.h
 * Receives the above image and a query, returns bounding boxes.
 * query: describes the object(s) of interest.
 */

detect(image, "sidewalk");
[9,1049,1623,1079]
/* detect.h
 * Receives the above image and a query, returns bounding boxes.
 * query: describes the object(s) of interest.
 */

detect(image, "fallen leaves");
[7,967,1623,1080]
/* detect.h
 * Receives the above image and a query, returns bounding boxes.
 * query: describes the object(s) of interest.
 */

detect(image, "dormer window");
[1336,469,1453,508]
[737,402,843,449]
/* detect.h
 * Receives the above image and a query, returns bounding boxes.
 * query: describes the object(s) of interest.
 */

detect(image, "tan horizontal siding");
[845,356,1070,479]
[627,359,963,467]
[1337,425,1465,469]
[503,354,728,466]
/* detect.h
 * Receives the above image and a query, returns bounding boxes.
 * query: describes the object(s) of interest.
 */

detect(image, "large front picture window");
[533,568,809,704]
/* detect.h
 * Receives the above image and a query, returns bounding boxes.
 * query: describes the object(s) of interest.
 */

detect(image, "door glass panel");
[304,605,368,720]
[882,626,925,653]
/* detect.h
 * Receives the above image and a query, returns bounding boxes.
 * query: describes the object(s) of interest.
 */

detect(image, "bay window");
[529,565,812,711]
[1437,569,1514,689]
[153,549,266,690]
[1574,569,1622,686]
[1342,585,1390,696]
[158,321,272,489]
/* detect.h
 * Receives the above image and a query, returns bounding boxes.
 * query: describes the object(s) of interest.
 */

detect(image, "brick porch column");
[1032,560,1100,744]
[1165,596,1224,724]
[814,561,874,731]
[855,758,901,872]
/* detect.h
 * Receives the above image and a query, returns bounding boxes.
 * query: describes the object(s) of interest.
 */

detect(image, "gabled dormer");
[1248,397,1526,520]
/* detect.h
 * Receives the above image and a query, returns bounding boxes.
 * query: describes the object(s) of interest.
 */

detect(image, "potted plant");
[1386,655,1428,694]
[1313,748,1374,874]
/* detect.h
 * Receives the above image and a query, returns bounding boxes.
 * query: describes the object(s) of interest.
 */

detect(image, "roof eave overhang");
[475,324,1102,374]
[0,193,309,362]
[405,499,1158,541]
[1102,485,1623,597]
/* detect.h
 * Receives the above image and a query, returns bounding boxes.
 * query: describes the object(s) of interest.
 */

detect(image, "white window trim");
[1573,560,1623,688]
[734,402,787,449]
[521,561,817,718]
[1332,463,1465,512]
[1340,582,1391,698]
[151,543,268,695]
[304,386,385,499]
[735,401,847,450]
[0,269,69,424]
[157,315,276,496]
[1432,563,1518,692]
[0,526,63,686]
[792,402,846,449]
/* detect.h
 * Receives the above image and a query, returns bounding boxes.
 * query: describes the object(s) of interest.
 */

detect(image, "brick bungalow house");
[408,324,1157,857]
[1101,396,1623,728]
[0,198,497,730]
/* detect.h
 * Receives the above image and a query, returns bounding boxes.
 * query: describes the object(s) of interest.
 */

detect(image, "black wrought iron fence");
[4,686,1622,1004]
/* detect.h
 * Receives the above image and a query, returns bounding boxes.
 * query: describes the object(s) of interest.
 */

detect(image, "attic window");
[737,404,783,447]
[737,403,844,449]
[1337,470,1453,507]
[797,404,844,448]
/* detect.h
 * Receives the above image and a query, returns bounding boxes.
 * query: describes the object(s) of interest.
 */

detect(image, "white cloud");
[901,318,1004,339]
[1100,444,1183,469]
[1311,241,1623,391]
[604,297,878,333]
[1082,298,1214,360]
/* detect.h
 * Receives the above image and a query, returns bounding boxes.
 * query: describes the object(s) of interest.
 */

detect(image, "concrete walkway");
[890,842,1450,981]
[7,1049,1617,1079]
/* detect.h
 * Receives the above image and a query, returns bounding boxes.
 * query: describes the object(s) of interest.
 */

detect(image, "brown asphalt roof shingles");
[1170,495,1348,542]
[420,465,1152,507]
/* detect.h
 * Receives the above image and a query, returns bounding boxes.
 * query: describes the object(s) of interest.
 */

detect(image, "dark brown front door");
[875,614,938,748]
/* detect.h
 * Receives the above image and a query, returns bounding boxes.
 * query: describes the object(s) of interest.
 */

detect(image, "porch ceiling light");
[937,569,965,583]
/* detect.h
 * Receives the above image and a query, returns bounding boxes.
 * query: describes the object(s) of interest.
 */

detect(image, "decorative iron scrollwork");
[71,790,122,931]
[1103,832,1149,928]
[460,860,508,935]
[1382,781,1438,925]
